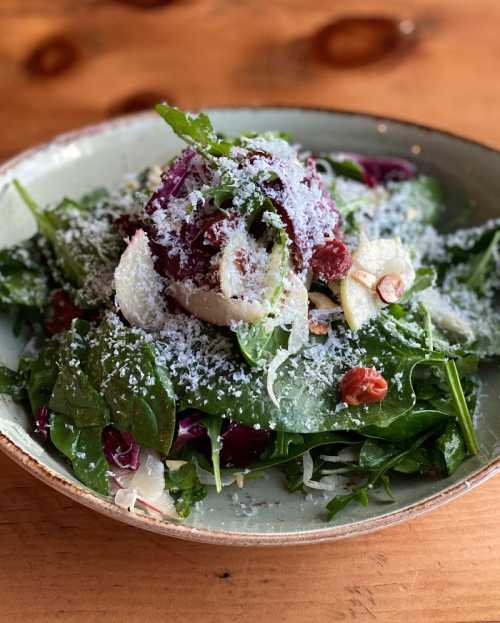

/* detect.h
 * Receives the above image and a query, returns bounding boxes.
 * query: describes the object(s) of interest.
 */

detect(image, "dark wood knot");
[108,91,174,117]
[312,15,417,68]
[24,34,79,78]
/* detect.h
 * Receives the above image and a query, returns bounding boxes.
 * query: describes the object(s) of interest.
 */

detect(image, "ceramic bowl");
[1,107,499,546]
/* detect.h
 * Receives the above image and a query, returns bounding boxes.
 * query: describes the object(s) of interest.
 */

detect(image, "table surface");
[1,1,500,621]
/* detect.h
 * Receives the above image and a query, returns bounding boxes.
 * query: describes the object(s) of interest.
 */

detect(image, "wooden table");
[1,1,500,621]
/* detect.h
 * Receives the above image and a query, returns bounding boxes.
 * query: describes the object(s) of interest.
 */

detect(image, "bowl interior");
[1,108,500,543]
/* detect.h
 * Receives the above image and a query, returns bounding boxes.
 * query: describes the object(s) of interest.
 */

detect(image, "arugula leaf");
[13,180,124,307]
[201,415,223,493]
[465,229,500,291]
[236,231,290,367]
[155,104,232,157]
[50,413,108,495]
[389,176,443,225]
[326,488,369,520]
[398,267,436,304]
[164,462,207,518]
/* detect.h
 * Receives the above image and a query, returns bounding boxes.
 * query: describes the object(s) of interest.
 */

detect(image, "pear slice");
[114,229,168,331]
[170,281,266,326]
[340,236,415,331]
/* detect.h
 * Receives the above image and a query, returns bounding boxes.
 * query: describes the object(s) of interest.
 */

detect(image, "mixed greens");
[1,105,499,522]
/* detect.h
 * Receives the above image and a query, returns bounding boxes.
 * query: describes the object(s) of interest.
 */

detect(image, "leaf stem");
[443,360,479,455]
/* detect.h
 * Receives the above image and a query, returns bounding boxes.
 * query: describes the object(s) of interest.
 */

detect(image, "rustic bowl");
[1,107,499,546]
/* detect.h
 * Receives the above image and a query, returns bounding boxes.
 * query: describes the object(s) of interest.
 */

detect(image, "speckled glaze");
[1,108,500,546]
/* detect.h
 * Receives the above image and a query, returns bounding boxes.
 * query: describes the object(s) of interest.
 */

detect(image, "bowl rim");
[1,105,500,547]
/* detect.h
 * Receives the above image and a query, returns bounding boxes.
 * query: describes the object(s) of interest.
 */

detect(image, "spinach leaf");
[50,366,110,428]
[164,462,207,518]
[50,413,109,495]
[0,365,24,401]
[155,104,232,157]
[172,314,469,441]
[0,238,49,311]
[18,339,60,415]
[87,315,176,454]
[435,421,466,475]
[318,156,365,182]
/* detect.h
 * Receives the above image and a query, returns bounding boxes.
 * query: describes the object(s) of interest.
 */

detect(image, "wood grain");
[1,1,500,621]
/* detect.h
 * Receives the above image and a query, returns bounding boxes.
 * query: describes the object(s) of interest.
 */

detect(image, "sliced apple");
[114,229,168,331]
[340,236,415,331]
[219,230,266,299]
[419,288,475,341]
[170,281,266,326]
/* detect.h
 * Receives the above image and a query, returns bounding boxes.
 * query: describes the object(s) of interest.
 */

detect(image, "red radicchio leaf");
[349,154,416,187]
[102,426,141,471]
[45,290,84,335]
[35,405,49,440]
[219,421,272,468]
[173,412,207,451]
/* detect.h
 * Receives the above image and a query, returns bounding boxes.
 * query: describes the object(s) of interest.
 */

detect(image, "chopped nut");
[309,317,330,335]
[351,269,377,290]
[376,272,404,303]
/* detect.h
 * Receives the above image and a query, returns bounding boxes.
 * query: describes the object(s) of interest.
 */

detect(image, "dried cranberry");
[311,240,352,282]
[340,367,388,406]
[45,290,84,335]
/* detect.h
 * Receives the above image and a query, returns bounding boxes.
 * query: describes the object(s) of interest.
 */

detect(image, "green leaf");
[50,413,108,495]
[0,238,49,310]
[87,315,176,454]
[155,104,232,157]
[0,365,24,401]
[441,359,478,455]
[465,230,500,292]
[49,367,110,428]
[399,267,436,304]
[164,462,207,518]
[18,339,60,415]
[326,487,368,520]
[201,415,223,493]
[13,180,124,307]
[320,156,365,182]
[435,422,466,475]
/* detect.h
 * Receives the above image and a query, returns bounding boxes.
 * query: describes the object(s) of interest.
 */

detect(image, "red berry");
[311,239,352,282]
[340,367,388,406]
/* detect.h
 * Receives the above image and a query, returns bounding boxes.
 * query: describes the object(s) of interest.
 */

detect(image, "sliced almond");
[309,317,329,335]
[376,273,404,303]
[351,270,377,290]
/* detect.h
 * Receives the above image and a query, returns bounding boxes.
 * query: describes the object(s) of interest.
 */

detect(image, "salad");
[1,105,499,522]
